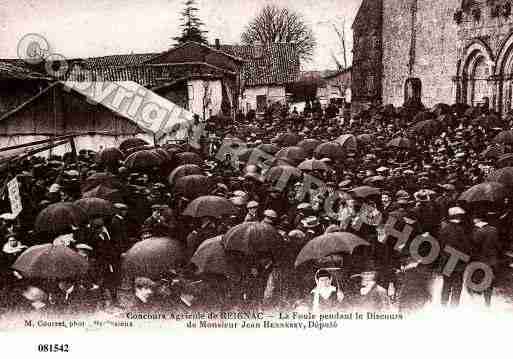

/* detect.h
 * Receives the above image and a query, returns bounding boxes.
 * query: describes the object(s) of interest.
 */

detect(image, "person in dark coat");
[438,207,471,307]
[471,213,500,307]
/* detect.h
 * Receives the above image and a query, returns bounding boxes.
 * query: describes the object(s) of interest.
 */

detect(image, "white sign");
[7,177,22,217]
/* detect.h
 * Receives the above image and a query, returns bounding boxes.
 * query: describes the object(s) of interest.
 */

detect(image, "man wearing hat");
[300,216,322,240]
[262,209,278,226]
[351,264,391,311]
[438,207,470,307]
[240,200,258,222]
[110,203,129,253]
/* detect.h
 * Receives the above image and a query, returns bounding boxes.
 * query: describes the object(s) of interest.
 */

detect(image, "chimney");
[215,39,220,50]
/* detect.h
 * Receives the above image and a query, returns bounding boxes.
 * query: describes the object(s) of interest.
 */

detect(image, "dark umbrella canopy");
[222,222,282,257]
[173,175,213,200]
[335,134,357,152]
[314,142,345,160]
[295,232,370,267]
[168,164,203,187]
[409,119,442,137]
[74,197,114,218]
[119,138,150,153]
[238,148,271,164]
[12,244,88,279]
[481,146,503,159]
[497,154,513,168]
[264,165,302,186]
[183,195,238,218]
[257,143,280,155]
[349,186,381,199]
[82,172,124,192]
[125,150,162,170]
[273,132,301,147]
[96,147,124,166]
[459,182,508,203]
[83,184,124,203]
[356,134,374,145]
[494,130,513,145]
[121,237,185,278]
[363,175,386,186]
[191,236,242,281]
[297,139,322,157]
[486,168,513,187]
[298,159,331,171]
[175,152,203,166]
[387,137,413,150]
[275,146,307,166]
[34,202,87,234]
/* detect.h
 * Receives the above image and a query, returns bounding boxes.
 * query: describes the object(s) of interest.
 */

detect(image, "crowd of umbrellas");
[1,101,513,316]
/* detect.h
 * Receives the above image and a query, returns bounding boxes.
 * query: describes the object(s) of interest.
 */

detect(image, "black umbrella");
[458,182,508,203]
[349,186,381,199]
[121,237,185,278]
[82,172,124,193]
[190,236,242,281]
[182,195,238,218]
[295,232,370,267]
[12,244,88,279]
[175,152,203,166]
[222,222,282,257]
[34,202,87,234]
[74,197,114,218]
[168,164,203,187]
[119,138,150,153]
[314,142,345,160]
[125,150,162,170]
[275,146,307,166]
[173,175,213,199]
[96,147,124,166]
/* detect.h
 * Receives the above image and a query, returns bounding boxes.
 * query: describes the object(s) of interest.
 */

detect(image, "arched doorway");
[458,40,494,108]
[495,31,513,115]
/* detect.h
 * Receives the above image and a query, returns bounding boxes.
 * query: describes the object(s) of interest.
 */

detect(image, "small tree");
[241,5,316,62]
[173,0,208,45]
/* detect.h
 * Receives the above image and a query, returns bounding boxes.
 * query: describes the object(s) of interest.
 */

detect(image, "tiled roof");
[0,61,50,80]
[220,43,300,86]
[54,42,300,88]
[83,53,158,69]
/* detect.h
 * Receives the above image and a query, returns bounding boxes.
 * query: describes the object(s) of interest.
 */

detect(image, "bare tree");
[241,5,316,62]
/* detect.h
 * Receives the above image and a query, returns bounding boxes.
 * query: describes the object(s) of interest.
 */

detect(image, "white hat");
[48,183,61,193]
[448,207,466,216]
[53,233,75,246]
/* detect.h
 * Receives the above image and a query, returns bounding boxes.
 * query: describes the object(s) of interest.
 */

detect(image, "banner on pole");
[7,177,22,217]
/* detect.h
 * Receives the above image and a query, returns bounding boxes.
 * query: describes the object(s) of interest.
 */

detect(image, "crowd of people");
[0,99,513,318]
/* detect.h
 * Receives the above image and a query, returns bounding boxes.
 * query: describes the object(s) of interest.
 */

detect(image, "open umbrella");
[34,202,87,234]
[183,195,238,218]
[273,132,300,147]
[458,182,508,203]
[191,236,242,281]
[12,244,88,279]
[481,146,504,159]
[125,150,162,170]
[175,152,203,166]
[121,237,185,278]
[275,146,307,166]
[298,159,331,172]
[297,139,321,157]
[295,232,370,267]
[83,184,124,203]
[168,164,203,187]
[222,222,282,257]
[363,175,386,186]
[349,186,381,199]
[264,165,302,186]
[356,134,374,145]
[314,142,345,160]
[486,168,513,187]
[74,197,113,218]
[173,175,213,199]
[387,137,412,150]
[119,138,150,153]
[494,130,513,145]
[152,148,173,162]
[96,147,124,166]
[82,172,124,192]
[409,119,442,137]
[257,143,280,155]
[335,134,357,152]
[498,154,513,168]
[238,148,271,164]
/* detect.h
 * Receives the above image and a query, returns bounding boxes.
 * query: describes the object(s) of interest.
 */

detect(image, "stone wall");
[382,0,460,107]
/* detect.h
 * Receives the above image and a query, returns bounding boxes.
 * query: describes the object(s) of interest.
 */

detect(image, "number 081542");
[37,344,69,352]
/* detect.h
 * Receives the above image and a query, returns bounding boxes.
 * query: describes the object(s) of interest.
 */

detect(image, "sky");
[0,0,363,71]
